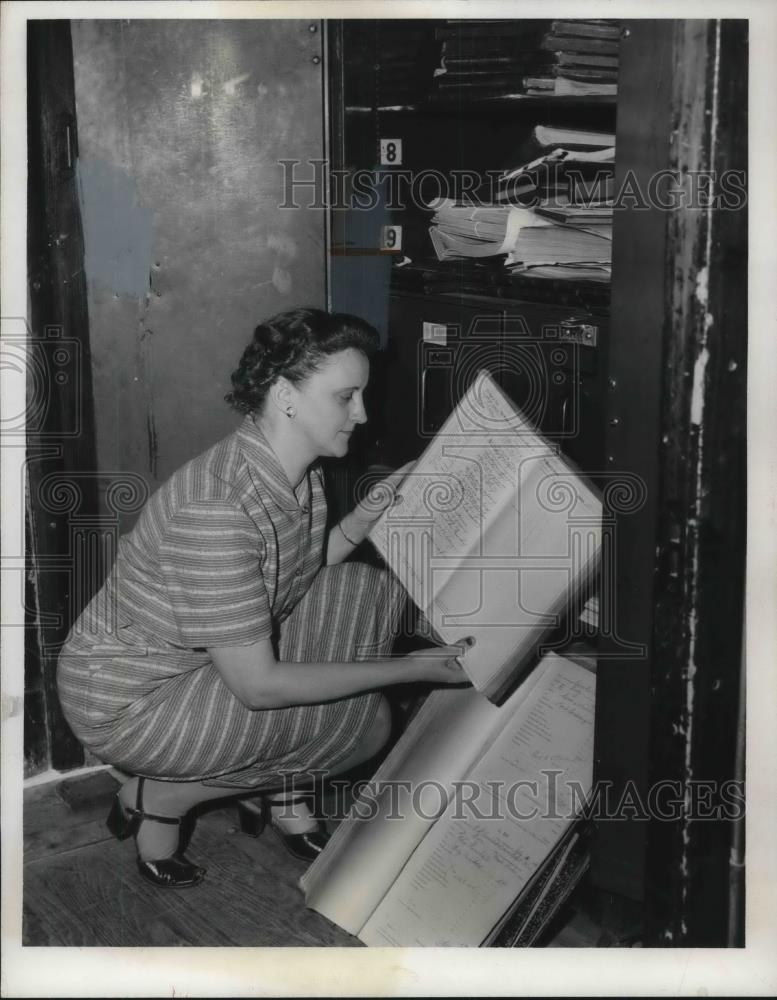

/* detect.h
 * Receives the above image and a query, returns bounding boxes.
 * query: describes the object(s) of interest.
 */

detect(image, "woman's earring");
[286,406,295,418]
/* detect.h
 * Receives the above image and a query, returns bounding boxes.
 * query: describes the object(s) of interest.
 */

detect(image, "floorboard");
[22,772,359,947]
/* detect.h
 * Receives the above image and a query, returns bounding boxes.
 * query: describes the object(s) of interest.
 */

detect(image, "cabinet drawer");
[379,293,606,470]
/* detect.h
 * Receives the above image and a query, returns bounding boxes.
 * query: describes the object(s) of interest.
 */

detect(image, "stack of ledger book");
[432,19,554,98]
[431,18,619,99]
[532,20,621,96]
[301,371,602,946]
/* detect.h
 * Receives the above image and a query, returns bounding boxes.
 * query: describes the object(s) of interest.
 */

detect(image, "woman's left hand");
[345,461,415,541]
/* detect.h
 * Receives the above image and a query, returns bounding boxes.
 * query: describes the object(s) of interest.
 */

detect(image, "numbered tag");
[380,225,402,252]
[422,322,448,344]
[379,138,403,165]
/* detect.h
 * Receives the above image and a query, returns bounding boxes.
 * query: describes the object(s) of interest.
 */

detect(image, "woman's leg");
[322,692,393,777]
[117,776,239,860]
[259,694,394,834]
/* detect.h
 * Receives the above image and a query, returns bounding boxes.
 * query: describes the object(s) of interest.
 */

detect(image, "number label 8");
[379,138,403,165]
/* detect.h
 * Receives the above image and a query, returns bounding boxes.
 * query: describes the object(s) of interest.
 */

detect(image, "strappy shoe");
[106,776,206,888]
[237,795,330,863]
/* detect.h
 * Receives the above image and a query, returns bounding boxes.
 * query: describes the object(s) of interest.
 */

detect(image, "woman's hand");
[401,638,474,686]
[345,461,415,542]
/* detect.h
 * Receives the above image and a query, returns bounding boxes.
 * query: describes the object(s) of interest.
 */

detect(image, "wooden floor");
[23,770,358,947]
[23,770,621,948]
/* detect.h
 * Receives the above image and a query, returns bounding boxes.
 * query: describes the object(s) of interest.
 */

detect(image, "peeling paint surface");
[690,347,710,426]
[676,18,722,938]
[694,264,709,306]
[76,158,153,297]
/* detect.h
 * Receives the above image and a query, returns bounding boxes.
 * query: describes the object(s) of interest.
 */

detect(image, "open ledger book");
[368,368,602,702]
[301,651,595,946]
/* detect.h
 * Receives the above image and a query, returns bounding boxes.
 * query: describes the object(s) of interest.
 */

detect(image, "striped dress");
[57,417,406,789]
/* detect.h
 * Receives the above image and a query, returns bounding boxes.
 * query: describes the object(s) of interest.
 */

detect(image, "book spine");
[442,55,555,72]
[435,21,552,40]
[549,20,621,40]
[554,51,619,68]
[553,67,619,82]
[442,38,548,56]
[541,35,620,55]
[522,76,555,90]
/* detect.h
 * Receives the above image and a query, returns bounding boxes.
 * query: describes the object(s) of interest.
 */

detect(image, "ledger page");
[301,682,521,934]
[369,370,529,609]
[369,371,601,699]
[358,654,595,947]
[431,451,602,697]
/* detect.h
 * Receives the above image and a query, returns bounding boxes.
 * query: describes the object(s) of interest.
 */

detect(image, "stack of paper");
[496,137,614,205]
[428,200,552,259]
[428,195,613,283]
[505,216,611,272]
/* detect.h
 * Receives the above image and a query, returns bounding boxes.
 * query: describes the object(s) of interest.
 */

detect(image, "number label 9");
[381,225,403,252]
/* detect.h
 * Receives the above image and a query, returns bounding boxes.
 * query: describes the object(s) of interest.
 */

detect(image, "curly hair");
[225,308,380,415]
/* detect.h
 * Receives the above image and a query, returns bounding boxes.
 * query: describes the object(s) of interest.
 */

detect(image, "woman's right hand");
[401,639,474,686]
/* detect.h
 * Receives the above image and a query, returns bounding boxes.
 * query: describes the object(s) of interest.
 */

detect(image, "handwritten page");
[301,684,516,933]
[369,370,531,587]
[359,655,595,946]
[430,454,602,697]
[302,662,552,934]
[368,370,602,700]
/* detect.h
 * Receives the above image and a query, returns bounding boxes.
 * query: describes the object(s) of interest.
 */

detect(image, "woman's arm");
[325,462,414,566]
[326,514,364,565]
[207,637,469,710]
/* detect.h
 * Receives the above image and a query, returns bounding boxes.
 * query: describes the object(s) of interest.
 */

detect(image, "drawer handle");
[559,319,598,347]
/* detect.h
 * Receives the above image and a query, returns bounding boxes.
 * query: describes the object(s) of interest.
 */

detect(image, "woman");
[57,308,470,889]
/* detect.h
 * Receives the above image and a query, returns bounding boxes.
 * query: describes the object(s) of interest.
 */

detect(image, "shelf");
[388,283,610,314]
[345,95,617,115]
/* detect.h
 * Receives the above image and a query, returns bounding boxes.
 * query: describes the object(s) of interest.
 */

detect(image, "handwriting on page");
[371,368,540,558]
[367,369,602,697]
[384,437,520,556]
[360,657,595,946]
[364,819,541,946]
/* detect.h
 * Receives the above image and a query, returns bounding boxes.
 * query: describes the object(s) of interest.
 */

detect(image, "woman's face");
[288,347,370,460]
